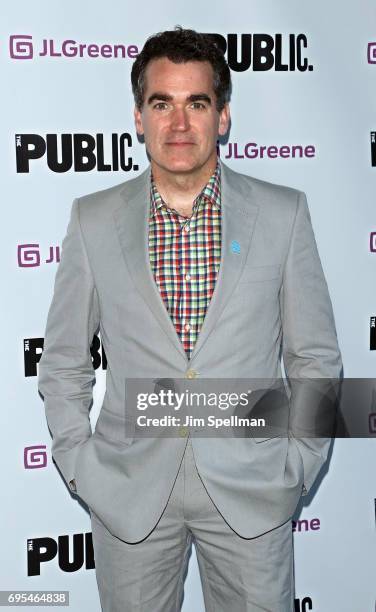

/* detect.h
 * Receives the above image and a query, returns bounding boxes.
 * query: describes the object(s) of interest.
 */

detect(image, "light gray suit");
[38,159,342,543]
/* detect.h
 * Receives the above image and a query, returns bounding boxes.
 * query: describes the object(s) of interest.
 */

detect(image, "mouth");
[165,142,195,146]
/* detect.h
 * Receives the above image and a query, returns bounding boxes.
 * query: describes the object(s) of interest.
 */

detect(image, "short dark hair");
[131,26,232,112]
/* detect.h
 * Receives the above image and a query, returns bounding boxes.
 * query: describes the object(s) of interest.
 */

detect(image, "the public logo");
[27,533,95,575]
[26,334,107,377]
[370,317,376,350]
[205,33,313,72]
[15,133,138,173]
[371,132,376,167]
[231,240,241,254]
[294,598,313,611]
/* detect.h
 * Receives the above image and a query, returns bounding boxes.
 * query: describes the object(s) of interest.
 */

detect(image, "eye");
[153,102,168,110]
[190,102,206,110]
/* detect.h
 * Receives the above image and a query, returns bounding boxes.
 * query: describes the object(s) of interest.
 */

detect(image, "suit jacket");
[38,159,342,542]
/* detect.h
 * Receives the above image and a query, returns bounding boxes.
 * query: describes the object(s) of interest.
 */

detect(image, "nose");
[170,107,190,131]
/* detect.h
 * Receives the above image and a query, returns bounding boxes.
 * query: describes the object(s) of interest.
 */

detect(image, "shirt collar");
[150,159,221,218]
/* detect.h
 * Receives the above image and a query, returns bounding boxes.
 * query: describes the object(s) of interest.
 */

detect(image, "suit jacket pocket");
[250,425,288,443]
[93,407,135,446]
[252,435,279,443]
[238,264,281,283]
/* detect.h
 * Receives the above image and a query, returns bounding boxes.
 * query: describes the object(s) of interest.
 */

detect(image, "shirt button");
[185,274,191,281]
[184,225,190,232]
[184,323,191,331]
[186,369,197,379]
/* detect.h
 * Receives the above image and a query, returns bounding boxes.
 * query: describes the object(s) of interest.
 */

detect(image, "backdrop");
[2,1,375,610]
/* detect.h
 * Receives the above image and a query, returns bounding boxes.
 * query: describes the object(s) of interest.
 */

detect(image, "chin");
[158,158,201,174]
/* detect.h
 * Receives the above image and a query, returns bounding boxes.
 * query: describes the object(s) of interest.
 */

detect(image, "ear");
[134,106,144,136]
[218,103,230,136]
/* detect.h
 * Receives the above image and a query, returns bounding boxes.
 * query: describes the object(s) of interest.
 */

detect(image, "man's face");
[134,57,230,175]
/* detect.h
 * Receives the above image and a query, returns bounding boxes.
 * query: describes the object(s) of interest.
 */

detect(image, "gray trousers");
[90,437,295,611]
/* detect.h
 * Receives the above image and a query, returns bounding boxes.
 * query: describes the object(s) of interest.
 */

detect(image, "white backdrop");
[2,1,376,610]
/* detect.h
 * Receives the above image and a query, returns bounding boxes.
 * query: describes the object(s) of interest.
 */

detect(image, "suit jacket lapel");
[113,166,188,362]
[189,160,259,361]
[113,159,259,364]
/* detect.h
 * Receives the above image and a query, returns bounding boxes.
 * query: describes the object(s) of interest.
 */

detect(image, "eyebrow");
[147,93,212,105]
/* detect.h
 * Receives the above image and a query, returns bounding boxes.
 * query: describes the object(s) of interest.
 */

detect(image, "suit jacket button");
[179,426,189,437]
[186,369,197,379]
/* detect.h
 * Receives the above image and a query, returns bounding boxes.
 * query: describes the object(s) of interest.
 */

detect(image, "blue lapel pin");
[231,240,241,254]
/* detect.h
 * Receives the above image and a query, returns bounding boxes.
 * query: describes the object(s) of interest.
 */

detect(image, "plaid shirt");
[149,161,221,359]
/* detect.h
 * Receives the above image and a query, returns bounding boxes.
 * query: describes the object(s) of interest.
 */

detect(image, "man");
[38,27,342,611]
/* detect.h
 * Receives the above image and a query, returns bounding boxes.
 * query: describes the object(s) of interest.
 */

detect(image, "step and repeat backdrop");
[2,1,376,610]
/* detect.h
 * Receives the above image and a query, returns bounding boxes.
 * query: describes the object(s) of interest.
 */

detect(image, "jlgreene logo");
[368,42,376,64]
[15,133,138,173]
[9,35,138,60]
[18,244,60,267]
[219,141,315,160]
[24,445,47,469]
[292,518,320,532]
